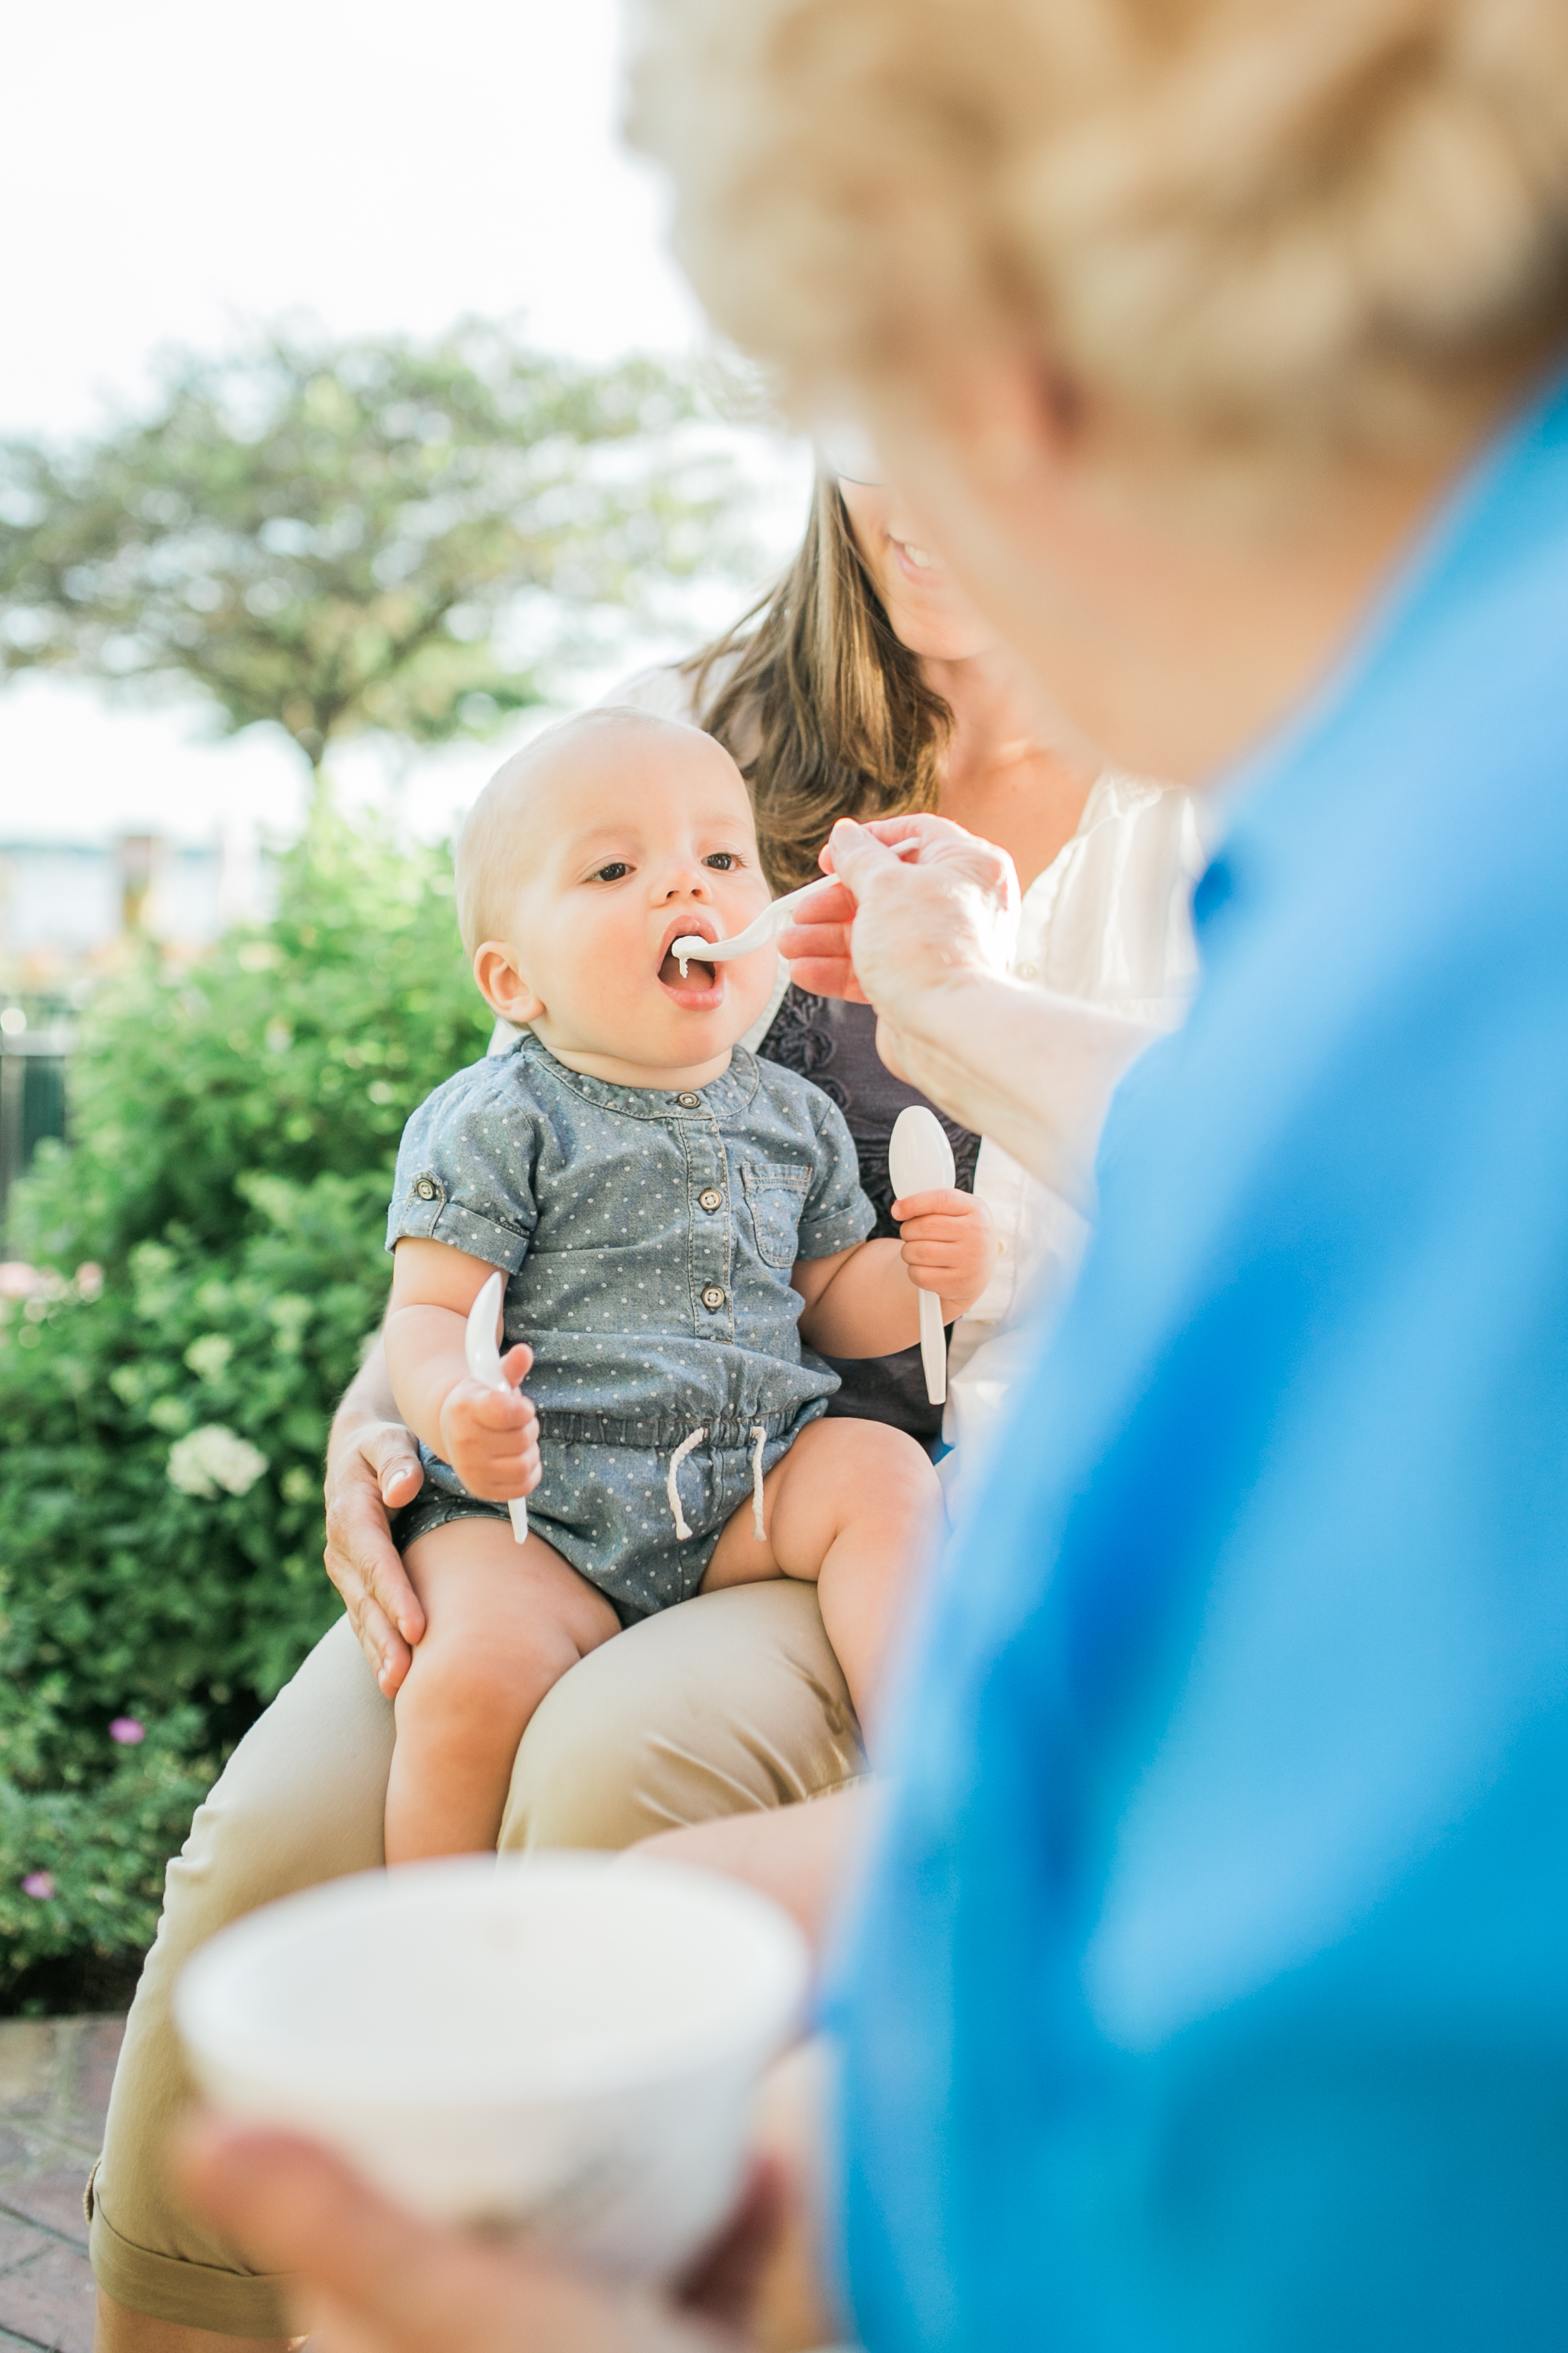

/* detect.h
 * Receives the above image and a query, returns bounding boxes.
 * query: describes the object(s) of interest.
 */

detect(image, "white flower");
[168,1424,268,1499]
[184,1333,233,1383]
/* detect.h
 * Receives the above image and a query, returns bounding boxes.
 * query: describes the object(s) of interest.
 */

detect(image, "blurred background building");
[0,830,273,974]
[0,825,279,1228]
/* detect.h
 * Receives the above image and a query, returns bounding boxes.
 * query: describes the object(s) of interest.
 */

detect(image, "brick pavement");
[0,2016,124,2353]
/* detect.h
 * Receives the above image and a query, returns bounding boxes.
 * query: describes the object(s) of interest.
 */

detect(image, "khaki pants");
[88,1581,862,2338]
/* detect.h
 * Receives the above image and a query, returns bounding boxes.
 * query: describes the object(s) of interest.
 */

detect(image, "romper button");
[1017,962,1037,980]
[677,1092,701,1109]
[701,1284,727,1310]
[415,1178,437,1201]
[699,1187,723,1213]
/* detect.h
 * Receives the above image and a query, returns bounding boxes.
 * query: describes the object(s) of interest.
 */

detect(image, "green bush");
[0,814,490,2004]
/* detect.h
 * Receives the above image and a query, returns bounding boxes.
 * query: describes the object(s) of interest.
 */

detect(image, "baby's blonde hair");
[453,707,725,957]
[629,0,1568,460]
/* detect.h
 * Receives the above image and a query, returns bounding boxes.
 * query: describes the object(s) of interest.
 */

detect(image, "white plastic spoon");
[888,1104,957,1406]
[669,838,921,974]
[465,1270,528,1544]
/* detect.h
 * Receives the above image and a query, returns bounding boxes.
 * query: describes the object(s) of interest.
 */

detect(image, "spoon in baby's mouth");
[669,839,922,975]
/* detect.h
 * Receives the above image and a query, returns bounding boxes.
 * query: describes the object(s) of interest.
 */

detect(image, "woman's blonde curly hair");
[628,0,1568,456]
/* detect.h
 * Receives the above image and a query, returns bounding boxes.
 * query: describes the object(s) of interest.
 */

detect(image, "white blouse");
[945,770,1205,1464]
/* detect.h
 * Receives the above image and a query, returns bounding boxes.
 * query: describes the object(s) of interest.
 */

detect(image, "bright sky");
[0,0,805,849]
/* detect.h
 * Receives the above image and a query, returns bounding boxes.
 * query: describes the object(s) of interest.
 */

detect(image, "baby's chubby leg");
[701,1419,939,1730]
[385,1518,620,1863]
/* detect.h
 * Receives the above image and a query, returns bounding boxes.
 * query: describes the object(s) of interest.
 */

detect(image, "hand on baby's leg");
[385,1520,620,1864]
[701,1418,940,1734]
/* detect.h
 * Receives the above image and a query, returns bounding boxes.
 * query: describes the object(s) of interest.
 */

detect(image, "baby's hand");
[890,1188,996,1318]
[438,1344,540,1501]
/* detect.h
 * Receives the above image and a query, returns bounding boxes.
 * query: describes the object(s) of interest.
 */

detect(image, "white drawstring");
[666,1426,706,1540]
[750,1425,767,1541]
[666,1425,770,1542]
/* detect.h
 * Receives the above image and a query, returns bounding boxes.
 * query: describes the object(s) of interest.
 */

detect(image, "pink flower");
[21,1872,55,1900]
[75,1263,105,1301]
[0,1263,46,1301]
[109,1717,145,1745]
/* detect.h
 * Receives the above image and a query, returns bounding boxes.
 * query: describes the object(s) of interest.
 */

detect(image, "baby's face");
[484,725,777,1082]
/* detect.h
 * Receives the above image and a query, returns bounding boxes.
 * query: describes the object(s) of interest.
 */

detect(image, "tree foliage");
[0,322,751,776]
[0,818,488,2004]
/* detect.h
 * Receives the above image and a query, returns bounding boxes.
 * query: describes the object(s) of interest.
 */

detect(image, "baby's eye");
[704,852,742,871]
[590,861,632,883]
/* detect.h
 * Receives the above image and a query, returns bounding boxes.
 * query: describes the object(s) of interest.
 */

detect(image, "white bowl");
[175,1852,810,2283]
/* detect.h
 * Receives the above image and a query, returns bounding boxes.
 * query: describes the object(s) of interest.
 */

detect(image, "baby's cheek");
[557,936,655,1054]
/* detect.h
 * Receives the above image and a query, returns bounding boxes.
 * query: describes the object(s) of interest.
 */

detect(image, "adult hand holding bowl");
[179,2108,791,2353]
[174,1853,809,2288]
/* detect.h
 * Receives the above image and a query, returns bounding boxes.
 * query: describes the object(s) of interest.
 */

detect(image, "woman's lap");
[89,1582,864,2337]
[503,1580,866,1847]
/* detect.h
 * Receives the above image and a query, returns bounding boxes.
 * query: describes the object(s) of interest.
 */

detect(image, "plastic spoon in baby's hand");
[889,1105,957,1407]
[669,837,922,974]
[464,1270,528,1545]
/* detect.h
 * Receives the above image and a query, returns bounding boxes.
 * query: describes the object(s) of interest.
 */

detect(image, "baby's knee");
[398,1625,566,1750]
[813,1418,940,1514]
[870,1428,940,1518]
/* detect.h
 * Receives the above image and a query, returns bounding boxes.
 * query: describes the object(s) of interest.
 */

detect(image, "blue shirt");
[831,370,1568,2351]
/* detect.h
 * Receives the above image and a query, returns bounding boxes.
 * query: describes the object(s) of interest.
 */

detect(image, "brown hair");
[681,471,952,892]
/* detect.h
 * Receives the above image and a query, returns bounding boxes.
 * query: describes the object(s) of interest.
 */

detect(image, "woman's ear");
[473,941,545,1026]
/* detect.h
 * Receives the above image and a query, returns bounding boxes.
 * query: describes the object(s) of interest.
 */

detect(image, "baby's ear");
[474,941,545,1026]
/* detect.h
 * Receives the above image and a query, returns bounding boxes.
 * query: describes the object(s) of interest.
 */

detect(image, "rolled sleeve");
[796,1097,878,1261]
[385,1064,538,1272]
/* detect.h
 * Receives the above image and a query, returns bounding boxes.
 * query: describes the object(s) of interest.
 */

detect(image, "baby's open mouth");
[659,947,717,988]
[656,915,718,994]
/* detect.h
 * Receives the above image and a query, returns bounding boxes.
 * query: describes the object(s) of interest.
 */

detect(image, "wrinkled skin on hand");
[779,811,1146,1216]
[323,1417,428,1698]
[779,814,1019,1084]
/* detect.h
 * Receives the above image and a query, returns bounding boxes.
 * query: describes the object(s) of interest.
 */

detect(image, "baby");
[381,708,994,1860]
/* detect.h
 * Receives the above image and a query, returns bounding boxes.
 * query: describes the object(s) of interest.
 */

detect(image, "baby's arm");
[794,1187,994,1359]
[384,1239,539,1502]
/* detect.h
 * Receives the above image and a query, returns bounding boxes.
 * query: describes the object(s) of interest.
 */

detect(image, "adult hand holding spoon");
[668,837,923,974]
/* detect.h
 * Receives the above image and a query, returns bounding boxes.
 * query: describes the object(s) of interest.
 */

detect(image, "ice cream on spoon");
[669,837,921,975]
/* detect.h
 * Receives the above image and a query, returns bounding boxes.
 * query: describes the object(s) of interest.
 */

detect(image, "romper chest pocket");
[740,1161,811,1270]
